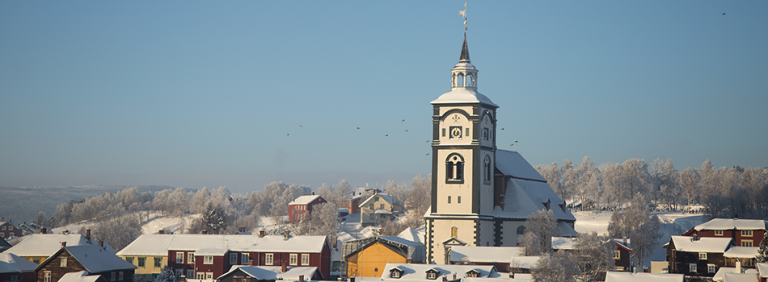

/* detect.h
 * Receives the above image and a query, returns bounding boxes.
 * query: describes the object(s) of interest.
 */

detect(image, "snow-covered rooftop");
[381,263,499,280]
[449,246,524,263]
[221,265,318,281]
[492,178,576,222]
[58,271,101,282]
[430,88,498,108]
[670,236,733,253]
[289,195,323,206]
[6,234,115,257]
[724,247,759,258]
[757,263,768,278]
[65,245,137,273]
[195,247,229,256]
[551,237,578,250]
[0,253,38,273]
[508,256,538,270]
[695,218,766,231]
[495,150,547,182]
[722,272,759,282]
[604,272,684,282]
[359,193,393,208]
[120,234,327,256]
[397,227,424,245]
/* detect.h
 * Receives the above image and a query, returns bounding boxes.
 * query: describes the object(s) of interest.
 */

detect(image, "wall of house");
[345,242,406,278]
[0,272,35,282]
[0,223,22,239]
[35,252,86,282]
[360,195,395,226]
[119,255,166,275]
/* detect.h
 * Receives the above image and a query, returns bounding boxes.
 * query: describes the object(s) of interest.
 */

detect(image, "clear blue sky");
[1,1,766,192]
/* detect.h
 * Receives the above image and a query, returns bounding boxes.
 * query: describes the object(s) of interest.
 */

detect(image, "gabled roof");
[757,263,768,278]
[494,150,547,182]
[359,193,393,208]
[722,272,759,282]
[492,178,576,222]
[289,195,324,205]
[609,239,632,252]
[341,236,425,263]
[220,265,319,281]
[380,263,499,280]
[36,245,135,274]
[397,227,424,245]
[120,234,328,255]
[449,246,524,263]
[551,237,578,250]
[0,222,20,229]
[670,236,733,253]
[694,218,766,231]
[724,247,759,258]
[58,271,103,282]
[6,234,115,257]
[0,253,38,273]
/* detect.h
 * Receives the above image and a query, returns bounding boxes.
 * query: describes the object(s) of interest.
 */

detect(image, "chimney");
[61,242,66,248]
[312,192,315,195]
[350,277,355,282]
[623,236,627,245]
[281,261,287,273]
[509,271,514,279]
[735,214,739,220]
[442,276,447,282]
[284,231,290,240]
[259,230,265,238]
[248,260,253,266]
[40,228,47,234]
[98,240,103,247]
[736,260,742,273]
[334,238,338,249]
[692,234,698,241]
[406,259,412,264]
[180,275,186,282]
[159,230,164,234]
[453,274,456,280]
[299,275,304,282]
[202,230,207,235]
[62,230,67,234]
[86,229,91,239]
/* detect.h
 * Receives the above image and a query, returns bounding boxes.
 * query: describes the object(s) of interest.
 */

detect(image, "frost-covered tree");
[536,162,564,202]
[308,203,339,236]
[522,210,560,254]
[154,265,176,282]
[652,159,681,210]
[679,167,700,212]
[383,180,407,206]
[530,251,579,282]
[407,174,431,216]
[189,187,210,214]
[619,159,651,201]
[202,203,227,234]
[35,211,47,226]
[575,157,601,211]
[574,232,614,282]
[562,160,578,202]
[600,163,623,209]
[607,193,661,267]
[757,233,768,263]
[84,214,142,251]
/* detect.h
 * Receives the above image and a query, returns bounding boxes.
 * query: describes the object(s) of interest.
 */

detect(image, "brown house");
[666,235,733,279]
[33,244,136,282]
[0,253,38,282]
[605,239,632,271]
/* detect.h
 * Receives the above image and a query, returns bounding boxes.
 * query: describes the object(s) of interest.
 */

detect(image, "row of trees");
[536,158,768,219]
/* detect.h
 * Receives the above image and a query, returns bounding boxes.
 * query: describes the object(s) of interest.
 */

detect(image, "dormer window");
[465,270,480,278]
[390,268,403,279]
[426,269,439,280]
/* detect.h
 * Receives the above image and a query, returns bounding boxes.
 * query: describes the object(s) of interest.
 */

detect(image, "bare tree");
[679,167,700,212]
[574,232,614,282]
[522,209,561,254]
[607,193,662,267]
[536,162,564,203]
[531,251,579,282]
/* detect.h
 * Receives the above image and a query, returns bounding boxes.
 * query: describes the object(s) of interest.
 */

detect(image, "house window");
[197,273,205,279]
[484,156,491,183]
[186,270,194,279]
[290,254,298,265]
[126,257,134,264]
[242,253,249,265]
[176,252,184,264]
[10,275,17,282]
[427,272,437,280]
[154,257,162,267]
[742,241,753,247]
[458,196,461,204]
[204,256,213,264]
[689,263,697,273]
[708,264,716,273]
[138,257,146,267]
[0,226,4,230]
[44,272,51,282]
[483,128,489,140]
[446,154,464,182]
[715,230,723,236]
[265,253,274,265]
[517,226,526,235]
[391,271,401,278]
[188,252,195,264]
[699,252,707,260]
[380,204,385,209]
[111,271,116,282]
[301,254,309,265]
[745,259,754,267]
[466,271,478,278]
[612,250,620,260]
[742,230,753,237]
[442,128,446,137]
[448,196,451,204]
[60,257,67,267]
[230,253,238,264]
[206,273,213,279]
[119,272,124,281]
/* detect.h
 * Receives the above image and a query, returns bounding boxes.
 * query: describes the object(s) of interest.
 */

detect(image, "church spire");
[459,36,470,63]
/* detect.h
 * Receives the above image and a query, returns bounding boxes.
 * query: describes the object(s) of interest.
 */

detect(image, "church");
[423,32,576,264]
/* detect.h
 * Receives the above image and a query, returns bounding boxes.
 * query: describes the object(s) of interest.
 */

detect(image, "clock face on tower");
[450,126,462,139]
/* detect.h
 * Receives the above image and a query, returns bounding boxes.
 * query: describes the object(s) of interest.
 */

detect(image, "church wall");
[479,149,494,215]
[478,220,495,246]
[436,149,475,214]
[501,221,527,247]
[431,219,477,264]
[438,108,474,146]
[478,107,495,148]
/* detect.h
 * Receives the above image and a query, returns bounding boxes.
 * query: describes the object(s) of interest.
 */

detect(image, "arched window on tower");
[446,154,464,183]
[452,73,456,88]
[484,155,491,183]
[457,73,464,87]
[517,226,526,235]
[451,227,458,238]
[466,74,473,87]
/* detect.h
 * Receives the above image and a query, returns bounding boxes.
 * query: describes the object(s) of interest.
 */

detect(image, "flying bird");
[287,134,290,136]
[722,13,726,16]
[402,119,405,122]
[385,134,388,136]
[405,130,408,132]
[426,140,430,142]
[356,127,360,129]
[501,128,505,130]
[299,125,303,127]
[426,153,430,156]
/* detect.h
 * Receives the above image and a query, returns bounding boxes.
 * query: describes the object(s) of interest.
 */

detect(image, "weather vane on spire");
[459,3,468,35]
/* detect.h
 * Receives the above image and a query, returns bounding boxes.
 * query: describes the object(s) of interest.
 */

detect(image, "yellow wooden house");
[116,233,174,282]
[342,236,425,278]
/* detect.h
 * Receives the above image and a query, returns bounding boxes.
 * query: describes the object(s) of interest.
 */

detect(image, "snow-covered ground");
[573,209,707,268]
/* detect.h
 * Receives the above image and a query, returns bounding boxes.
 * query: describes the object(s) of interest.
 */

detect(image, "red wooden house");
[682,218,766,247]
[288,194,327,222]
[164,232,331,280]
[0,221,22,240]
[0,253,37,282]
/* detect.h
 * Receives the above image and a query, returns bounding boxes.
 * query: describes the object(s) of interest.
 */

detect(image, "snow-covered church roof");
[431,88,498,108]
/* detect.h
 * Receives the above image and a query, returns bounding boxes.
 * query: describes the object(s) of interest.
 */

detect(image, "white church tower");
[424,27,500,263]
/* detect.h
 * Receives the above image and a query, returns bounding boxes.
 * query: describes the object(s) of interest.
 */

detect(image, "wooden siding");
[345,242,407,278]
